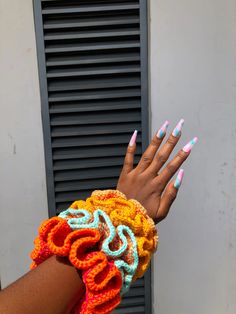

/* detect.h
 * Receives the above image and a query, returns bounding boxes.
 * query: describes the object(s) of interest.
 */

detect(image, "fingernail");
[182,137,198,153]
[156,120,170,139]
[174,169,184,189]
[129,130,138,147]
[172,118,185,137]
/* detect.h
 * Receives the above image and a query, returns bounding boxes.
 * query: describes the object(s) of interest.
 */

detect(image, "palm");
[117,174,162,222]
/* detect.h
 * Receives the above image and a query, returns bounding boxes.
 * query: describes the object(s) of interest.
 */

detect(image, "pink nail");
[182,137,198,153]
[129,130,138,146]
[156,120,170,139]
[172,118,185,137]
[174,169,184,189]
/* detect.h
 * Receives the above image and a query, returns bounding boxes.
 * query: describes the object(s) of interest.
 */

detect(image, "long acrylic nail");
[129,130,138,146]
[174,169,184,189]
[156,120,170,139]
[182,137,198,153]
[172,118,184,137]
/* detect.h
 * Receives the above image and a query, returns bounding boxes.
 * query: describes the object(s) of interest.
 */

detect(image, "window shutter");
[33,0,152,313]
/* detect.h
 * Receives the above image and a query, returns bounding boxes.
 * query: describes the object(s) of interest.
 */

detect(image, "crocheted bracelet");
[30,190,158,314]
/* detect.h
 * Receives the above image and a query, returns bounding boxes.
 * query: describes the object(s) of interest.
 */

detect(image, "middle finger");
[146,119,184,175]
[135,120,170,172]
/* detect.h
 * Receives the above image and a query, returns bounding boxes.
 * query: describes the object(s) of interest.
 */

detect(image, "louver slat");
[45,42,140,53]
[46,52,140,67]
[44,17,140,30]
[47,65,140,78]
[48,89,141,102]
[50,103,140,115]
[33,0,151,312]
[55,178,118,194]
[48,77,140,92]
[51,123,141,137]
[49,99,141,113]
[50,110,141,126]
[44,29,140,40]
[53,155,141,170]
[52,144,143,160]
[42,4,140,15]
[113,306,145,314]
[51,135,142,148]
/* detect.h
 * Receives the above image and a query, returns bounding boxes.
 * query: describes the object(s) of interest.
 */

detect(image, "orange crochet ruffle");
[30,217,122,314]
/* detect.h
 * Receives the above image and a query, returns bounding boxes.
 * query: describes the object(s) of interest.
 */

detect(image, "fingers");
[136,121,170,172]
[155,137,198,192]
[155,169,184,223]
[122,130,137,174]
[147,119,185,175]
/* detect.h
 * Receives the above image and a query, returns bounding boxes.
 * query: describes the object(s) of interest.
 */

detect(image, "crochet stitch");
[31,218,121,313]
[70,190,158,279]
[59,208,139,294]
[30,190,158,314]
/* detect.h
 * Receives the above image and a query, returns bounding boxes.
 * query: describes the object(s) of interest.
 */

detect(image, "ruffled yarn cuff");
[30,190,158,314]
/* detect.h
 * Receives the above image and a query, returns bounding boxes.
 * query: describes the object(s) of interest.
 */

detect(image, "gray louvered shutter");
[33,0,152,313]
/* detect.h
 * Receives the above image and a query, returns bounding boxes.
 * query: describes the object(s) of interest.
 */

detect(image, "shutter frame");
[33,0,152,313]
[34,0,56,217]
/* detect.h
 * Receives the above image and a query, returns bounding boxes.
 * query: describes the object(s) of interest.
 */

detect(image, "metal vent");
[33,0,151,313]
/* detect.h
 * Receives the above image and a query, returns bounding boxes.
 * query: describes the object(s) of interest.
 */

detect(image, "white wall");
[0,0,48,287]
[150,0,236,313]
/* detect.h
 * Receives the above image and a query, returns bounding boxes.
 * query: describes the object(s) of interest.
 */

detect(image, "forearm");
[0,255,84,314]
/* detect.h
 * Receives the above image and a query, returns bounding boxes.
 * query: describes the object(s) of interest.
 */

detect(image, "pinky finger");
[155,169,184,223]
[122,130,138,174]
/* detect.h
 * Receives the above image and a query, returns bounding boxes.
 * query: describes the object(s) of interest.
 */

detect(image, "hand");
[117,119,197,224]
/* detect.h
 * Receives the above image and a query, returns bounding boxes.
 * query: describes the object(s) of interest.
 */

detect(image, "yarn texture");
[30,190,158,314]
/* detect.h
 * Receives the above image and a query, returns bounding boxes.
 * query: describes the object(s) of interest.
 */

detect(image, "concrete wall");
[0,0,48,287]
[150,0,236,313]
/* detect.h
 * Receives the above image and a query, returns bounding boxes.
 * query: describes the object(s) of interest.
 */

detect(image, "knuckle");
[124,161,132,168]
[155,180,165,193]
[156,186,163,194]
[166,163,176,175]
[157,153,168,164]
[177,150,188,160]
[166,188,177,200]
[142,154,152,164]
[150,138,159,148]
[167,137,177,146]
[127,146,134,153]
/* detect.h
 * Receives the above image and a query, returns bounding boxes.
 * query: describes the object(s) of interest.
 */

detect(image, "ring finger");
[136,120,170,172]
[155,137,198,192]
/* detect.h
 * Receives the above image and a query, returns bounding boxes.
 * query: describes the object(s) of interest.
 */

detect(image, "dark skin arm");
[0,121,197,314]
[0,256,84,314]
